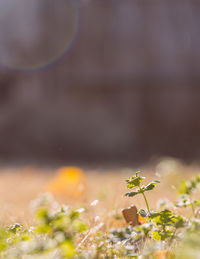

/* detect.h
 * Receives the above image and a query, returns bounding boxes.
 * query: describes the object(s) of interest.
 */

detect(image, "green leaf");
[174,216,185,229]
[9,223,22,234]
[125,190,140,197]
[148,211,160,219]
[126,171,145,189]
[178,180,190,195]
[152,230,161,241]
[161,229,173,240]
[72,220,88,233]
[194,198,200,207]
[36,224,51,234]
[36,208,50,224]
[144,180,160,191]
[138,209,147,217]
[60,240,76,258]
[69,210,80,220]
[195,174,200,183]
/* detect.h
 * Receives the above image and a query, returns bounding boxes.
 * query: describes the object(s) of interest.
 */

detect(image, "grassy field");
[0,165,181,224]
[0,160,200,258]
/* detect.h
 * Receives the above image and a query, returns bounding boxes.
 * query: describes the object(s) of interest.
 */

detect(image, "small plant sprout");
[125,171,160,215]
[124,171,186,245]
[176,174,200,217]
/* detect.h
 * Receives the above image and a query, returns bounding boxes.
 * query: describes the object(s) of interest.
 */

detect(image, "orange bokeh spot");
[47,167,85,199]
[138,214,146,224]
[154,250,174,259]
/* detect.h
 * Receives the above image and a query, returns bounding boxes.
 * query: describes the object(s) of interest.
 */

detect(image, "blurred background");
[0,0,200,166]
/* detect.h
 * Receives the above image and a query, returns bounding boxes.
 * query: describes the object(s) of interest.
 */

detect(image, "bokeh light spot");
[47,167,85,199]
[0,0,80,71]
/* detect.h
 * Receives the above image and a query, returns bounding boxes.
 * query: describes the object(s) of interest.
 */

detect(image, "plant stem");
[189,196,195,217]
[140,188,150,214]
[169,229,176,246]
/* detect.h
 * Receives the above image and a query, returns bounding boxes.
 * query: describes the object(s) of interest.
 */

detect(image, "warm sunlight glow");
[47,167,85,199]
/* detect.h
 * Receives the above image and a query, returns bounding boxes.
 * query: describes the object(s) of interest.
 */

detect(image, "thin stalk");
[189,196,195,217]
[169,229,176,247]
[139,187,150,214]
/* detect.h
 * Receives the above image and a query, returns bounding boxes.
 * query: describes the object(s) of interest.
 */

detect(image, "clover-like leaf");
[178,180,190,195]
[151,209,181,228]
[125,190,140,197]
[152,229,172,241]
[126,171,145,189]
[174,216,185,229]
[9,223,22,234]
[144,180,160,192]
[148,211,160,219]
[152,230,162,241]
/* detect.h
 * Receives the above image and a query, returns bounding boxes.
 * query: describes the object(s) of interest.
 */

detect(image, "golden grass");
[0,164,198,226]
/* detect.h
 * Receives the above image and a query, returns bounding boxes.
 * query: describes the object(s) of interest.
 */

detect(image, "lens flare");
[0,0,80,71]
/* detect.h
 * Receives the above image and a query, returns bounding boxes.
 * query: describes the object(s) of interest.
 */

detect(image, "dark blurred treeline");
[0,0,200,165]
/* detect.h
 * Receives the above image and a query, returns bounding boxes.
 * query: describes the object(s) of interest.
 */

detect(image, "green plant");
[125,171,185,245]
[125,171,160,214]
[175,175,200,217]
[0,194,88,259]
[1,170,200,258]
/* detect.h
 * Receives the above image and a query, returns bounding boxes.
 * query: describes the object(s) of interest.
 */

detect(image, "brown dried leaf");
[122,205,139,226]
